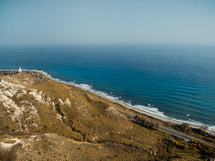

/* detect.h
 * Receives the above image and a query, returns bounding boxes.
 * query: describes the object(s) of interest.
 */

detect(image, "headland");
[0,69,214,160]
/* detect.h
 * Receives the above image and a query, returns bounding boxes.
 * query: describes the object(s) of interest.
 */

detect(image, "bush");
[170,139,215,159]
[181,123,190,132]
[133,115,160,130]
[200,125,209,131]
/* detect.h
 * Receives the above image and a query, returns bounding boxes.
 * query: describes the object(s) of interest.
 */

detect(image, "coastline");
[1,69,215,134]
[32,69,215,134]
[2,69,215,160]
[72,83,215,135]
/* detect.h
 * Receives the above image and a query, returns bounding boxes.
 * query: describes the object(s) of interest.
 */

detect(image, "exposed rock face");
[0,71,205,160]
[0,70,18,76]
[1,134,123,161]
[0,78,41,133]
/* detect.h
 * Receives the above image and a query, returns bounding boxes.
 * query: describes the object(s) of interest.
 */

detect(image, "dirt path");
[112,106,215,148]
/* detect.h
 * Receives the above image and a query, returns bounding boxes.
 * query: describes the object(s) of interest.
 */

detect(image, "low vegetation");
[171,139,215,159]
[0,71,214,160]
[133,114,161,130]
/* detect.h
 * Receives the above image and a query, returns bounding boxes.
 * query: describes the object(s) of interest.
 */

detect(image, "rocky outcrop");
[0,71,18,76]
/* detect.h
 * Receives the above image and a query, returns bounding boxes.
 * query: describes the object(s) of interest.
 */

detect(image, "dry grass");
[0,71,210,160]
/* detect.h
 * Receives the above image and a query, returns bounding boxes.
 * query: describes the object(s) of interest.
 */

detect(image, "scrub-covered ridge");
[0,71,214,160]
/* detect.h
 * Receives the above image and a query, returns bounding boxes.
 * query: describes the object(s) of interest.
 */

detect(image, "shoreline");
[1,69,215,134]
[32,69,215,135]
[45,71,215,132]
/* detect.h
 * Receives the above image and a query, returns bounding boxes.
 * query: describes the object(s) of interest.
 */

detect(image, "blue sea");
[0,45,215,130]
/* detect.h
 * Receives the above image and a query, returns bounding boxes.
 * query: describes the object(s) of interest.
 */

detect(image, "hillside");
[0,71,213,160]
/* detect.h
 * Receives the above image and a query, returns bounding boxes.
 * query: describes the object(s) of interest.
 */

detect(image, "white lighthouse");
[18,67,22,73]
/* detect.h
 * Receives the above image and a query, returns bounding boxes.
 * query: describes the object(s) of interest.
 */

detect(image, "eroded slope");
[0,72,203,160]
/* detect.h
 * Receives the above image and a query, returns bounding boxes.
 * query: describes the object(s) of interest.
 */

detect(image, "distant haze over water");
[0,45,215,129]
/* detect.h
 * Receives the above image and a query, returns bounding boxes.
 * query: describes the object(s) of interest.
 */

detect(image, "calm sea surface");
[0,45,215,129]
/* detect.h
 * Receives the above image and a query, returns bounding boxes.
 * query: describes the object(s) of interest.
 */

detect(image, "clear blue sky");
[0,0,215,46]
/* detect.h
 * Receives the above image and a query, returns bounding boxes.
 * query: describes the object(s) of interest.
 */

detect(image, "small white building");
[18,67,22,73]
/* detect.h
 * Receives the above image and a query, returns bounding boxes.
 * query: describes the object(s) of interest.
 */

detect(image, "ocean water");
[0,45,215,130]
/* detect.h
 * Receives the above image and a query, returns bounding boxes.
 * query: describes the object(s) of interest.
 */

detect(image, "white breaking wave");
[209,126,215,132]
[70,82,120,101]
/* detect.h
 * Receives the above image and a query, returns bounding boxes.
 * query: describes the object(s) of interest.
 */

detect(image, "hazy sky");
[0,0,215,46]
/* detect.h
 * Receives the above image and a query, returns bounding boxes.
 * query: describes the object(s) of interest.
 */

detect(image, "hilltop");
[0,70,214,160]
